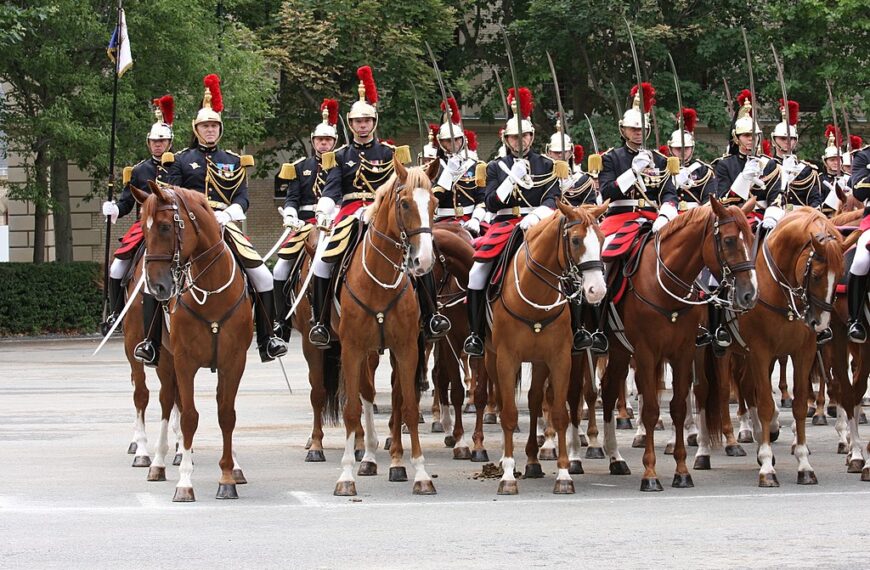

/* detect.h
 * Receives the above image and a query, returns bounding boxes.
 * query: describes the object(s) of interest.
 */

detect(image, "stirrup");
[848,321,867,344]
[572,329,593,353]
[309,323,331,348]
[274,320,292,342]
[590,331,608,354]
[259,336,288,362]
[425,314,451,339]
[696,328,713,347]
[714,326,732,347]
[463,334,484,357]
[101,313,118,337]
[816,328,833,346]
[133,340,158,368]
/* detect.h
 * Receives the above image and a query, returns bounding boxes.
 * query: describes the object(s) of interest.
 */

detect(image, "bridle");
[759,235,835,323]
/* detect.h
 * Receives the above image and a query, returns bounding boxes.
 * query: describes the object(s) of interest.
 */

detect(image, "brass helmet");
[771,99,799,148]
[311,98,339,150]
[668,107,697,149]
[731,89,762,142]
[192,74,223,145]
[547,119,573,153]
[437,97,466,152]
[502,87,534,141]
[147,94,174,143]
[619,83,655,138]
[346,66,378,136]
[822,125,842,162]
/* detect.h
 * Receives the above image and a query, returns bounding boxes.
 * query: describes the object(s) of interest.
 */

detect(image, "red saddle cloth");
[472,218,521,261]
[601,212,656,261]
[114,221,143,260]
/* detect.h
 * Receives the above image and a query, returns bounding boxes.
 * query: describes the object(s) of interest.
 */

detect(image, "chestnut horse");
[486,202,608,495]
[601,197,757,491]
[132,182,252,502]
[331,157,440,496]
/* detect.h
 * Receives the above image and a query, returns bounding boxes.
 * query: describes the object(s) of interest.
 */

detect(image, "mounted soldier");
[667,108,714,212]
[846,141,870,342]
[161,74,287,364]
[272,98,340,339]
[819,125,850,216]
[767,99,822,211]
[101,95,173,352]
[547,123,598,207]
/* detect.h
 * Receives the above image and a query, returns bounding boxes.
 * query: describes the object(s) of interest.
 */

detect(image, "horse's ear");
[842,229,861,251]
[835,184,847,206]
[130,184,150,205]
[425,158,440,182]
[557,200,573,217]
[710,195,727,217]
[393,155,408,183]
[587,200,608,220]
[740,196,757,214]
[147,180,171,203]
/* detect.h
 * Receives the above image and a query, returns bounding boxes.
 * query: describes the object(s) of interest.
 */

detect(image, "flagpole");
[102,0,123,318]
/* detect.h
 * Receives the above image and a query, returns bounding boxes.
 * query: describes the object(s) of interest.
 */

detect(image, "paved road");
[1,337,868,569]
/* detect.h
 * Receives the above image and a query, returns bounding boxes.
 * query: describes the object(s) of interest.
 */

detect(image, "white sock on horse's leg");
[361,399,378,465]
[133,409,150,460]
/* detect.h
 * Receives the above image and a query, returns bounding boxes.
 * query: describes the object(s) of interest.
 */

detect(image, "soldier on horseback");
[846,141,870,342]
[161,74,288,363]
[272,99,340,340]
[101,95,173,359]
[462,87,561,357]
[667,108,714,212]
[819,125,850,216]
[547,123,598,207]
[767,100,822,211]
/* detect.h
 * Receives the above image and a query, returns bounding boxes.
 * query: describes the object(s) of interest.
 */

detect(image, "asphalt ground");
[1,336,868,569]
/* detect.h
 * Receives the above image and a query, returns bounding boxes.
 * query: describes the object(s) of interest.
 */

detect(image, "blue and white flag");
[107,9,133,77]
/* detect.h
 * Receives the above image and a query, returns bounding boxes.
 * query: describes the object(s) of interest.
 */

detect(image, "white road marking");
[135,493,163,509]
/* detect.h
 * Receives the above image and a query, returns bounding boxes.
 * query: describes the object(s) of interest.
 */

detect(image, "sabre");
[424,41,459,159]
[285,228,331,320]
[492,67,510,120]
[770,44,793,154]
[840,98,852,151]
[446,83,470,161]
[584,114,600,155]
[410,80,426,160]
[499,24,525,160]
[546,51,569,166]
[624,17,647,152]
[277,356,293,394]
[741,28,759,157]
[825,80,842,176]
[93,271,146,356]
[263,212,293,262]
[723,77,734,120]
[667,52,687,166]
[609,81,623,119]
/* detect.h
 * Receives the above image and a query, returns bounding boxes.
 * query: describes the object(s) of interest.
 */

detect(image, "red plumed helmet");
[762,139,772,157]
[824,124,842,146]
[441,97,461,124]
[629,82,656,113]
[779,99,799,126]
[736,89,752,107]
[680,108,697,134]
[573,144,584,164]
[356,66,378,105]
[321,98,339,126]
[203,74,223,113]
[465,129,478,151]
[428,123,439,141]
[851,135,863,150]
[659,144,671,156]
[154,95,174,126]
[507,87,534,119]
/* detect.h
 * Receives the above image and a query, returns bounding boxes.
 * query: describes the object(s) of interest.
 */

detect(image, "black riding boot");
[101,277,124,336]
[463,289,486,357]
[590,304,609,354]
[134,294,162,368]
[696,304,714,348]
[309,275,332,348]
[848,273,868,343]
[255,290,288,362]
[570,301,593,354]
[273,279,292,342]
[417,271,451,340]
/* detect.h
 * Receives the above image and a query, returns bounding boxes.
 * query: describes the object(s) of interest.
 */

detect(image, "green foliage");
[0,262,103,335]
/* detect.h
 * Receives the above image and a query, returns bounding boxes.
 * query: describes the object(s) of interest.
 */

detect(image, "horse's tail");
[322,343,343,427]
[414,332,428,399]
[702,348,724,448]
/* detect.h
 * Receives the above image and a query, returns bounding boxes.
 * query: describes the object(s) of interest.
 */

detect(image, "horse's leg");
[566,355,585,474]
[790,350,818,484]
[539,382,558,461]
[632,395,648,448]
[147,360,175,482]
[334,348,365,496]
[172,360,199,502]
[747,351,778,487]
[601,350,631,475]
[471,355,491,462]
[304,341,328,462]
[395,343,434,495]
[616,365,633,428]
[524,366,546,479]
[636,351,663,492]
[779,355,792,407]
[584,357,604,458]
[387,367,407,482]
[358,359,378,476]
[431,344,444,433]
[354,354,378,460]
[812,357,829,425]
[549,354,574,494]
[130,367,151,467]
[450,352,470,459]
[684,384,699,446]
[496,349,520,494]
[669,356,694,488]
[730,356,752,449]
[215,359,244,499]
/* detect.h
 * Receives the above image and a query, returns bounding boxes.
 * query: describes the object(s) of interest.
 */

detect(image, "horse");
[710,208,848,486]
[329,157,440,496]
[131,182,252,502]
[600,197,757,491]
[484,201,608,495]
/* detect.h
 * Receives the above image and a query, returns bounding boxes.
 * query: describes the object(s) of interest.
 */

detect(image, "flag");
[107,9,133,77]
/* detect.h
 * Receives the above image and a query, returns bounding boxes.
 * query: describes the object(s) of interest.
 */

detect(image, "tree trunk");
[50,156,73,263]
[32,149,49,263]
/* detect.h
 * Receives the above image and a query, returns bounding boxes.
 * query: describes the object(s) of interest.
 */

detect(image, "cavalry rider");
[667,108,714,211]
[307,66,427,347]
[102,95,174,342]
[845,140,870,342]
[272,99,340,339]
[162,74,288,363]
[462,87,561,357]
[431,97,487,236]
[547,121,598,207]
[767,99,822,212]
[819,126,851,216]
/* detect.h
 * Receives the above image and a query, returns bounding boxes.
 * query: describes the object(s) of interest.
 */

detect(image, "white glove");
[674,167,692,188]
[462,217,481,235]
[435,156,465,190]
[631,150,653,175]
[782,155,803,177]
[560,173,577,191]
[652,215,669,233]
[214,209,231,226]
[223,203,246,223]
[314,196,336,229]
[740,157,762,181]
[281,207,301,229]
[837,174,851,191]
[519,205,554,230]
[761,216,777,230]
[102,201,119,224]
[510,158,529,181]
[652,202,678,233]
[761,205,784,229]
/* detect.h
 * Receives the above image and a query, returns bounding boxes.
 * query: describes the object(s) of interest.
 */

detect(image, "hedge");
[0,262,103,336]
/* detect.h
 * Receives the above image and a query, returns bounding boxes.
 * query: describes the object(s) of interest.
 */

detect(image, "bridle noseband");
[760,235,835,323]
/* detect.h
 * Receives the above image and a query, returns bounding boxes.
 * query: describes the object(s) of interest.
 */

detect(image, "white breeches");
[852,230,870,276]
[273,258,292,281]
[468,261,493,290]
[246,264,273,292]
[312,258,335,279]
[109,258,130,279]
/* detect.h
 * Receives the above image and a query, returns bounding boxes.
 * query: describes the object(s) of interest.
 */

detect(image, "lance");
[667,52,686,166]
[770,44,793,154]
[545,51,569,164]
[624,17,647,151]
[825,80,842,175]
[410,80,425,161]
[499,24,526,160]
[103,0,124,322]
[741,28,759,157]
[424,41,460,162]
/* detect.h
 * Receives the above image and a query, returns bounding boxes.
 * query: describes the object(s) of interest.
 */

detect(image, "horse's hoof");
[333,481,357,496]
[232,469,247,485]
[609,460,631,475]
[693,455,711,470]
[358,461,377,476]
[524,463,544,479]
[687,433,699,447]
[172,487,196,502]
[631,435,646,448]
[413,480,437,495]
[497,480,518,495]
[418,412,425,424]
[770,430,780,443]
[444,435,456,448]
[806,407,816,418]
[640,478,664,492]
[812,414,828,426]
[389,466,408,482]
[127,442,137,455]
[862,468,870,482]
[132,455,151,468]
[797,471,818,485]
[536,435,545,447]
[172,453,182,466]
[860,412,868,425]
[837,442,849,455]
[672,473,694,488]
[215,483,238,499]
[464,403,477,414]
[726,444,747,457]
[305,449,326,462]
[780,398,793,409]
[655,419,664,431]
[737,430,754,444]
[626,408,635,419]
[568,460,584,475]
[453,446,471,460]
[616,418,633,430]
[305,437,312,450]
[147,466,166,482]
[664,443,675,455]
[758,473,779,487]
[471,449,489,462]
[384,437,392,451]
[354,449,365,462]
[553,479,575,494]
[579,434,589,447]
[483,413,497,424]
[847,458,865,473]
[827,406,838,418]
[585,447,605,459]
[539,447,557,461]
[431,421,444,433]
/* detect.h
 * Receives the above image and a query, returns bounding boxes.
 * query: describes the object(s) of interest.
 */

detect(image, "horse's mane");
[776,207,845,276]
[363,167,432,224]
[657,203,754,243]
[525,204,600,242]
[830,209,862,227]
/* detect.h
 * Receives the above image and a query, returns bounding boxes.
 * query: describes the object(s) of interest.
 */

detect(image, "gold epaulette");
[122,166,133,185]
[475,162,487,187]
[666,156,680,176]
[161,152,175,165]
[554,160,570,179]
[241,154,255,167]
[321,151,336,170]
[278,162,297,181]
[394,145,411,165]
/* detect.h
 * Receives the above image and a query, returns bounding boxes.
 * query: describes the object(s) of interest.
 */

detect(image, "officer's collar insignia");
[190,162,200,170]
[347,160,356,167]
[303,169,312,176]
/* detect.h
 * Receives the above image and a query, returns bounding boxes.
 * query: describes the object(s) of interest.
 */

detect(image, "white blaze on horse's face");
[581,228,606,305]
[409,186,434,276]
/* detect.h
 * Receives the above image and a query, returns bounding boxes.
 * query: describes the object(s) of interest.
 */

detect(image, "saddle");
[604,220,653,305]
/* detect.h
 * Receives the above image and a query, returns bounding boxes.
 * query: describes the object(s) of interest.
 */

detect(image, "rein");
[759,236,834,322]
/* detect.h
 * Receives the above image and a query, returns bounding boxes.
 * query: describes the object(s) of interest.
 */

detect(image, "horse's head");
[556,201,608,304]
[131,182,214,301]
[367,156,438,277]
[705,196,758,311]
